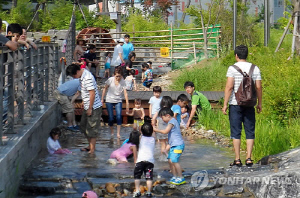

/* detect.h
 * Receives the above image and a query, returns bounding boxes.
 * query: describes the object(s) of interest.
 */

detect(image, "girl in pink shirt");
[109,130,140,163]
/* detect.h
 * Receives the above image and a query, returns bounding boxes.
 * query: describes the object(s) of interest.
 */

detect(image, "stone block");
[223,184,244,195]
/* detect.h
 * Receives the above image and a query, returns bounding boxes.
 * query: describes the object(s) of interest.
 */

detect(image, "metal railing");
[0,43,60,145]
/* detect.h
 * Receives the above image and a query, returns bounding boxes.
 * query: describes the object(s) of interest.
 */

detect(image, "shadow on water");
[19,125,243,197]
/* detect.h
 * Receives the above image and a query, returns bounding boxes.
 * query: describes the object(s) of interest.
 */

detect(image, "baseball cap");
[118,38,125,43]
[82,191,98,198]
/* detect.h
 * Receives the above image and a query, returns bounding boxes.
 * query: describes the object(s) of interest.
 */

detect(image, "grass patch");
[171,27,300,161]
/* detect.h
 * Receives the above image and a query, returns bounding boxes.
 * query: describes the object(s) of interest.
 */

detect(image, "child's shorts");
[134,119,144,126]
[105,62,111,70]
[134,161,154,180]
[168,144,185,163]
[143,81,152,88]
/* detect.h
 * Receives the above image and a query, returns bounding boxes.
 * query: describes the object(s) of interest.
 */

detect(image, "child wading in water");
[152,96,173,161]
[133,123,155,197]
[104,51,112,78]
[154,108,186,185]
[47,127,72,154]
[126,99,145,132]
[109,130,140,163]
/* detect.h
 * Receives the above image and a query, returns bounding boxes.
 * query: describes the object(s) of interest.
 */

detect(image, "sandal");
[230,159,243,167]
[80,148,90,152]
[245,158,254,167]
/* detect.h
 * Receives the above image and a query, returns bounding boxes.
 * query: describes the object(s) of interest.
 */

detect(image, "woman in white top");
[101,67,129,138]
[73,38,86,61]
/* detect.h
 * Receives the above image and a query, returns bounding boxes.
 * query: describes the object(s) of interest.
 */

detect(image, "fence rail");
[83,25,221,70]
[0,44,60,145]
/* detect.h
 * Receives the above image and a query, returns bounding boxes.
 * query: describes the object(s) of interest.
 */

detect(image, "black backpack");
[232,64,257,107]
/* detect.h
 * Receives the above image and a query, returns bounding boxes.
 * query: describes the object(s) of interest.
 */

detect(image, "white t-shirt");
[111,44,123,66]
[125,76,135,90]
[47,137,61,154]
[105,77,126,103]
[180,112,189,128]
[148,96,162,116]
[136,136,155,164]
[226,62,262,105]
[80,69,102,110]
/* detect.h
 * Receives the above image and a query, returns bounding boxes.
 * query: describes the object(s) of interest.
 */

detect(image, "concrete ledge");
[0,102,61,198]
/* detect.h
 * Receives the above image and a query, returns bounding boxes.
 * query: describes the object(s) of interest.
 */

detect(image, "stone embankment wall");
[0,102,61,198]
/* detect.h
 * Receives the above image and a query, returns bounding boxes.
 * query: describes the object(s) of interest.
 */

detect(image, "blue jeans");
[106,102,122,126]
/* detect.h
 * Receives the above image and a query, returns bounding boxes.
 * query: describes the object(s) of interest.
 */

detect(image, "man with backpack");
[222,45,262,167]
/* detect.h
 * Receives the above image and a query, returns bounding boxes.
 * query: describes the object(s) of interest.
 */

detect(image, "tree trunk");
[12,0,17,7]
[293,0,300,54]
[203,28,208,59]
[181,0,191,23]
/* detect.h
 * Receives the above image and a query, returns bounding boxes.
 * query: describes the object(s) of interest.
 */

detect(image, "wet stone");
[222,184,244,195]
[19,181,64,195]
[72,182,92,194]
[202,187,221,196]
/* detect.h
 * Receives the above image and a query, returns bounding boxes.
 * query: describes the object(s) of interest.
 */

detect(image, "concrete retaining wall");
[0,102,61,198]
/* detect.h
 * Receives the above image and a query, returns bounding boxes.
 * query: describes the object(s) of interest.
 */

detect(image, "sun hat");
[82,191,98,198]
[118,38,125,43]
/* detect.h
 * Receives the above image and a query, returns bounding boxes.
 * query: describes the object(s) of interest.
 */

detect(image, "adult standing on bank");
[222,45,262,167]
[111,38,125,74]
[102,67,129,139]
[122,34,134,61]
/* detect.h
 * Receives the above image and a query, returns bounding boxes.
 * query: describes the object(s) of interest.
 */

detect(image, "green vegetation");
[172,26,300,161]
[0,0,115,31]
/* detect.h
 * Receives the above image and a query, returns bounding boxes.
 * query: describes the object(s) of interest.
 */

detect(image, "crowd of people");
[48,44,262,197]
[0,24,263,197]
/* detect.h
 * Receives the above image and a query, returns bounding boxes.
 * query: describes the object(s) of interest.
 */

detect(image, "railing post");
[170,23,173,69]
[16,49,25,124]
[25,48,32,117]
[44,46,49,101]
[7,51,15,133]
[32,47,40,111]
[39,46,45,104]
[49,45,55,100]
[54,45,59,90]
[0,51,4,145]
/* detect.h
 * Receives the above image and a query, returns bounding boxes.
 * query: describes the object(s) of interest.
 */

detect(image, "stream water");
[18,125,240,197]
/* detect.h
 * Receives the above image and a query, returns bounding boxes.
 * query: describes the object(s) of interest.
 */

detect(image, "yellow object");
[174,149,182,154]
[160,47,169,57]
[42,36,51,42]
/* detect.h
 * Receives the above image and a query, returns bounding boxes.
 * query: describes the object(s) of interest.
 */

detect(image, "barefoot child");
[133,123,155,197]
[47,127,72,154]
[148,86,162,119]
[154,108,186,185]
[126,99,145,132]
[164,94,189,155]
[151,96,173,161]
[109,130,140,163]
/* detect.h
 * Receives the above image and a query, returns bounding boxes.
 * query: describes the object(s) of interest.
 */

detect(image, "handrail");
[0,44,60,145]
